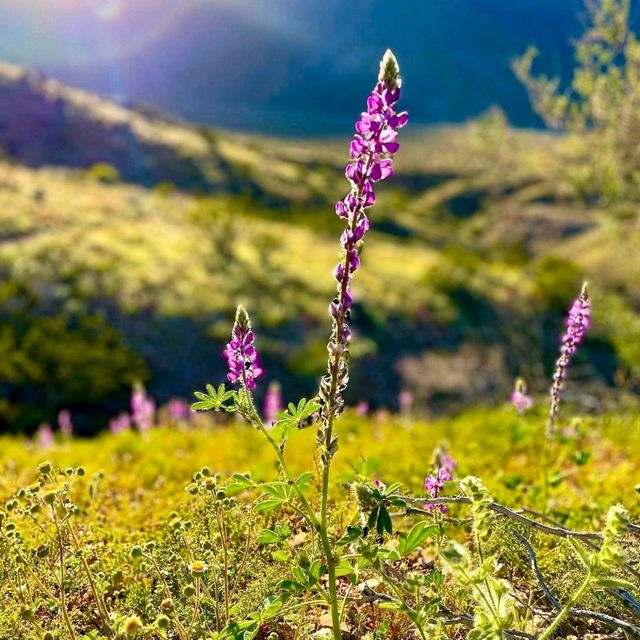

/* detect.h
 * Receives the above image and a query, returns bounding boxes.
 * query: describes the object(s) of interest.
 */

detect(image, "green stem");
[539,571,591,640]
[214,506,231,624]
[244,391,341,640]
[320,460,342,640]
[277,599,327,617]
[52,513,77,640]
[68,522,113,638]
[1,530,55,599]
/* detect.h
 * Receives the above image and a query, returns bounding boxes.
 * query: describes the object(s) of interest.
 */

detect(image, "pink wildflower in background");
[131,385,155,432]
[58,409,73,438]
[356,400,369,416]
[263,382,283,425]
[398,389,414,414]
[436,447,457,475]
[511,378,533,414]
[109,412,131,434]
[36,423,54,449]
[167,398,191,422]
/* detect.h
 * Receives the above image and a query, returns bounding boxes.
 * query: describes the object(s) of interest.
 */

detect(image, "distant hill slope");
[0,67,638,431]
[0,0,588,134]
[0,61,228,188]
[0,104,639,431]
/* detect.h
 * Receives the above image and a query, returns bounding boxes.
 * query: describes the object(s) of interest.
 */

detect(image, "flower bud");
[130,545,143,559]
[182,584,196,597]
[37,462,52,475]
[160,598,175,613]
[123,616,143,637]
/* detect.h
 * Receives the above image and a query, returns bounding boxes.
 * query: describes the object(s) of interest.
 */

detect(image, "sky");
[0,0,587,135]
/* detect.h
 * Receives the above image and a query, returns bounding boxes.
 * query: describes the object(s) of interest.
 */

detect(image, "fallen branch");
[514,530,560,610]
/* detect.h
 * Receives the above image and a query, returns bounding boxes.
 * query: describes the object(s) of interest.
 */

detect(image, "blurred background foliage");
[0,0,638,432]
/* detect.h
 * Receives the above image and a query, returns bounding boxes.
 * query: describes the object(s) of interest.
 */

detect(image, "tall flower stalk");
[316,49,407,639]
[547,282,591,437]
[194,50,407,640]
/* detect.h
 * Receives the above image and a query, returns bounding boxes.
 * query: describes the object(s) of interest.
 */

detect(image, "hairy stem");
[539,571,591,640]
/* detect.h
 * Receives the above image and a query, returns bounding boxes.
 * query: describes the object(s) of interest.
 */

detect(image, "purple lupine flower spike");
[131,384,155,432]
[167,398,191,422]
[224,305,263,392]
[263,381,283,425]
[58,409,73,438]
[319,50,407,435]
[109,412,131,434]
[36,422,54,449]
[548,283,590,436]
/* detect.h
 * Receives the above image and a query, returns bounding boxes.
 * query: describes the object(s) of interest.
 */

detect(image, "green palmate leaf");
[308,559,326,583]
[226,473,254,495]
[377,504,393,535]
[191,384,236,412]
[260,595,286,620]
[256,529,283,544]
[292,566,307,586]
[271,550,290,562]
[397,522,439,557]
[262,482,293,500]
[368,505,380,530]
[254,498,286,514]
[377,599,406,612]
[277,579,305,593]
[272,398,320,438]
[593,577,636,590]
[337,526,364,546]
[295,471,315,492]
[256,523,291,544]
[335,559,356,577]
[384,482,403,496]
[219,620,260,640]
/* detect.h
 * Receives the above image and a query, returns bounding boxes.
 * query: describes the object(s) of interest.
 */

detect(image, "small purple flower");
[511,378,533,414]
[263,381,283,425]
[511,391,533,414]
[373,479,386,492]
[167,398,191,422]
[424,467,451,514]
[131,385,155,432]
[36,423,54,449]
[224,305,263,392]
[548,283,591,435]
[109,412,131,434]
[57,409,73,438]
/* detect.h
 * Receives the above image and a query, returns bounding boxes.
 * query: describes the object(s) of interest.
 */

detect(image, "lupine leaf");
[593,577,636,590]
[295,472,315,492]
[256,529,283,544]
[397,522,438,557]
[377,504,392,535]
[226,473,254,495]
[255,498,286,514]
[191,384,236,412]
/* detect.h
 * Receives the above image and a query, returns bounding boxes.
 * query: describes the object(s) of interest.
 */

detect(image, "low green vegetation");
[0,407,637,639]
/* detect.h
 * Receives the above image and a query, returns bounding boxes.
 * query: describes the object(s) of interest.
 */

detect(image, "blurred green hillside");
[0,58,639,432]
